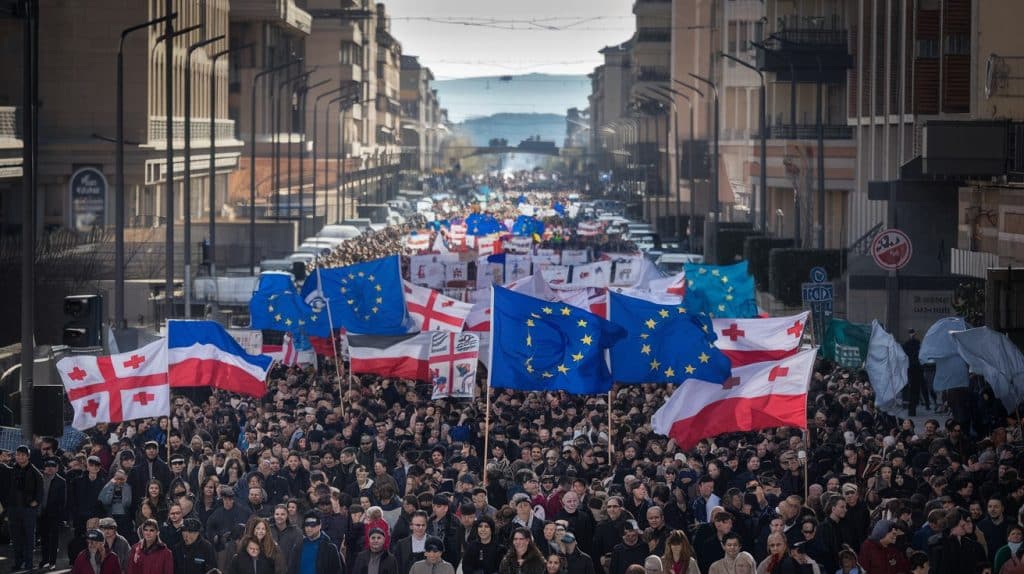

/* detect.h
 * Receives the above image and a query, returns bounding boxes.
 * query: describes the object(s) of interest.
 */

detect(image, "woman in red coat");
[127,518,174,574]
[71,530,121,574]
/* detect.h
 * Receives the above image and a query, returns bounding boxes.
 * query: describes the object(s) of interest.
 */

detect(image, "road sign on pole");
[801,266,833,342]
[871,228,913,271]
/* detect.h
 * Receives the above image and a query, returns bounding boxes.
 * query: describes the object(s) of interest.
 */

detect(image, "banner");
[430,332,479,400]
[227,329,264,356]
[505,255,532,283]
[561,249,589,266]
[410,255,448,288]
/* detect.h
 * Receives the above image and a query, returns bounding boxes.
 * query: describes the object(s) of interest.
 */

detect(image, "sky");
[382,0,636,80]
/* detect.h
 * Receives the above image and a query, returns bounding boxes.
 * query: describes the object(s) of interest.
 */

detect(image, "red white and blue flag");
[56,339,169,430]
[167,320,273,397]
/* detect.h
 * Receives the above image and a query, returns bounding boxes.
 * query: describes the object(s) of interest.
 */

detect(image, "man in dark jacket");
[271,504,304,559]
[9,444,43,571]
[352,528,399,574]
[288,511,344,574]
[563,533,596,574]
[427,493,464,568]
[608,520,647,574]
[38,457,67,569]
[129,440,172,501]
[394,510,431,574]
[172,518,217,574]
[206,486,251,570]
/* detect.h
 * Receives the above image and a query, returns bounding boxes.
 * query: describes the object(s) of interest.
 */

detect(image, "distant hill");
[455,113,566,148]
[434,73,590,123]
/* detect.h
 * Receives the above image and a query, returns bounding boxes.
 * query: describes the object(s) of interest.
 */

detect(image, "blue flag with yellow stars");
[489,286,626,394]
[681,260,759,318]
[300,255,409,335]
[608,291,732,385]
[250,272,331,338]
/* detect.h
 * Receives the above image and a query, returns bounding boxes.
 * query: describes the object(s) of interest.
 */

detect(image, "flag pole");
[484,286,496,486]
[316,264,345,417]
[608,389,614,455]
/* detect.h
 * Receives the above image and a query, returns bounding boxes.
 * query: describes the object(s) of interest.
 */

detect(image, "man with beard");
[608,520,647,574]
[352,528,399,574]
[270,504,303,559]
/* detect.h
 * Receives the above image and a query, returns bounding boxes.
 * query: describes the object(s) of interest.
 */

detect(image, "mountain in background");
[433,73,590,123]
[454,113,566,148]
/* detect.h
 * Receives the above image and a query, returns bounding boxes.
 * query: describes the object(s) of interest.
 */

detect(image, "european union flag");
[250,272,331,337]
[682,261,758,318]
[490,286,626,394]
[300,255,409,335]
[608,292,732,385]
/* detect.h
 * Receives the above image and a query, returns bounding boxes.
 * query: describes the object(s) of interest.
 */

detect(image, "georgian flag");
[406,232,430,252]
[56,339,169,430]
[403,281,473,332]
[712,312,809,367]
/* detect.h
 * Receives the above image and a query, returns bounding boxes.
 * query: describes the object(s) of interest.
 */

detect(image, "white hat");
[674,453,687,463]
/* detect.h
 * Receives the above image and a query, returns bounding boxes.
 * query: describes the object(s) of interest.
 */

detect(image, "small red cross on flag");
[712,312,811,367]
[55,339,169,430]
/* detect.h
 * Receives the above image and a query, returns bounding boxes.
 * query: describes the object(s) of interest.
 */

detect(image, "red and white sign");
[56,339,169,430]
[403,281,473,332]
[871,228,913,271]
[429,332,479,400]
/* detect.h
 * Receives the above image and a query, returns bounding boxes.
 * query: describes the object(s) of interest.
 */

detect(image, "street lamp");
[720,52,766,233]
[276,68,315,222]
[250,57,302,275]
[645,85,689,244]
[116,11,177,329]
[207,43,254,280]
[296,78,330,240]
[326,93,359,223]
[184,34,225,318]
[313,84,346,227]
[155,22,201,320]
[688,73,719,263]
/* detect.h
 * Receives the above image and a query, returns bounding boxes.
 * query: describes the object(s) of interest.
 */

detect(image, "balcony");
[755,14,851,83]
[636,67,670,82]
[763,124,854,140]
[148,117,239,144]
[636,28,671,43]
[0,107,21,143]
[231,0,311,36]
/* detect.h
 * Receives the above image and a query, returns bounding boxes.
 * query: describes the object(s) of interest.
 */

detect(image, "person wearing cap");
[38,457,67,570]
[839,484,870,546]
[70,455,107,537]
[287,511,343,574]
[497,528,545,574]
[8,444,43,571]
[352,526,400,574]
[172,517,217,574]
[561,531,595,574]
[207,485,251,570]
[505,492,545,546]
[608,520,647,574]
[127,518,174,574]
[71,529,121,574]
[409,535,456,574]
[857,519,907,574]
[128,441,171,505]
[98,516,132,571]
[427,492,464,568]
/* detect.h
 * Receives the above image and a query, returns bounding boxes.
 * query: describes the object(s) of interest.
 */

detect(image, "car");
[318,224,363,240]
[286,252,316,265]
[302,236,347,248]
[296,244,332,256]
[656,252,704,274]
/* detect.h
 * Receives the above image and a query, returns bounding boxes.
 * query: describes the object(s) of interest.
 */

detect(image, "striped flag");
[347,332,433,381]
[712,312,809,367]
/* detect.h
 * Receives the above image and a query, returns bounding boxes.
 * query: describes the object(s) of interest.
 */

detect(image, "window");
[944,34,969,56]
[339,42,362,65]
[917,39,939,58]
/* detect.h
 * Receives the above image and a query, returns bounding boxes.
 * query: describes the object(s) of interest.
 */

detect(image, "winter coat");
[286,534,343,574]
[126,540,174,574]
[172,537,217,574]
[71,549,122,574]
[351,548,400,574]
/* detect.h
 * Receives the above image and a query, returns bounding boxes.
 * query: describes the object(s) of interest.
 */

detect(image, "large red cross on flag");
[429,332,479,400]
[56,339,169,430]
[403,281,473,332]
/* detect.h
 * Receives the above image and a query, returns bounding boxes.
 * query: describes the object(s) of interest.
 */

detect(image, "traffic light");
[63,294,103,347]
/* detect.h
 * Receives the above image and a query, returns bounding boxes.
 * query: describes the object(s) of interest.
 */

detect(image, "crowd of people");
[0,188,1016,574]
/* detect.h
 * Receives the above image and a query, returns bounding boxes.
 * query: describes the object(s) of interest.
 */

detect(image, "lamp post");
[721,52,767,233]
[250,57,302,275]
[117,11,176,329]
[184,34,225,318]
[276,69,315,222]
[208,43,253,280]
[296,78,330,239]
[646,85,688,243]
[156,22,201,320]
[674,79,704,251]
[313,84,346,227]
[326,94,359,223]
[688,73,719,264]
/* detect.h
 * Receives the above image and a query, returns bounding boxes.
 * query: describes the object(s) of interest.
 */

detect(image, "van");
[656,252,704,274]
[341,218,374,233]
[259,259,295,273]
[318,224,363,240]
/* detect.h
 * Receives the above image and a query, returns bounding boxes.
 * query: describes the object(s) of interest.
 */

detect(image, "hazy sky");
[382,0,636,79]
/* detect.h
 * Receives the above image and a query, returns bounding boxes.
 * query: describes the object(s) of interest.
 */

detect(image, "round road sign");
[870,228,913,271]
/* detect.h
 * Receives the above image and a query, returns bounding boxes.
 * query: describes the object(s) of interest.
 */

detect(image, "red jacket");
[71,549,121,574]
[858,539,910,574]
[126,540,174,574]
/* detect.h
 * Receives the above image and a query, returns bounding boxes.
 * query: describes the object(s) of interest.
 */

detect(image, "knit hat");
[644,556,663,572]
[868,519,896,541]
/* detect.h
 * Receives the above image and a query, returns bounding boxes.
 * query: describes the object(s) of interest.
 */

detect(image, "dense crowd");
[0,190,1016,574]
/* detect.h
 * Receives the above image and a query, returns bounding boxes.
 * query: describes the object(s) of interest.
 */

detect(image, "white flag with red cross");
[711,311,809,367]
[403,281,473,332]
[56,339,169,430]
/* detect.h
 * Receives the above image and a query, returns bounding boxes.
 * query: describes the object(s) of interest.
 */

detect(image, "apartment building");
[400,55,444,175]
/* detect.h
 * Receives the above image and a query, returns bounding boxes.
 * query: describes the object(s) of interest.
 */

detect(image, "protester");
[71,529,121,574]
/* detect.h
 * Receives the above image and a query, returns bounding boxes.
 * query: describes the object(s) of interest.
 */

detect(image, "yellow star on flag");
[725,294,734,301]
[581,334,593,345]
[664,366,675,378]
[274,314,282,322]
[310,315,318,321]
[542,306,553,315]
[560,307,571,316]
[658,309,669,318]
[348,273,355,279]
[375,285,382,292]
[577,319,588,328]
[557,365,569,374]
[340,287,347,294]
[649,358,661,370]
[718,304,726,312]
[641,344,651,355]
[677,307,687,314]
[698,352,710,363]
[358,271,365,277]
[376,297,383,304]
[371,306,379,313]
[284,318,293,326]
[711,269,720,276]
[526,319,535,327]
[685,364,696,375]
[699,268,707,275]
[721,275,729,283]
[267,305,274,312]
[368,275,375,282]
[526,334,532,347]
[645,318,657,329]
[572,351,584,362]
[525,363,534,373]
[541,372,553,378]
[640,333,649,340]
